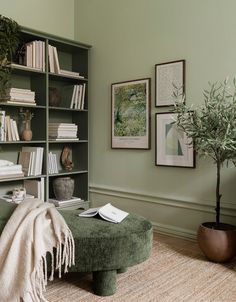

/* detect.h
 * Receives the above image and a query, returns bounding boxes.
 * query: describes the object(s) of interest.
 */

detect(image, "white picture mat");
[155,113,194,167]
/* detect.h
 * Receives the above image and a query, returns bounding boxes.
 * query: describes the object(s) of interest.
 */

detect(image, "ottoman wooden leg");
[93,270,117,296]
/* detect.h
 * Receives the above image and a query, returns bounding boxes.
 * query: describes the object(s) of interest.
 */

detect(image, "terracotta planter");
[197,222,236,262]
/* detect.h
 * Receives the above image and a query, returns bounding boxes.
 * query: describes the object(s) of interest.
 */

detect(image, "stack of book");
[49,196,83,208]
[0,110,20,142]
[0,164,24,179]
[48,45,84,78]
[0,193,34,204]
[18,147,44,176]
[24,178,45,201]
[2,88,36,106]
[49,123,78,140]
[70,84,86,109]
[48,152,59,174]
[24,40,45,71]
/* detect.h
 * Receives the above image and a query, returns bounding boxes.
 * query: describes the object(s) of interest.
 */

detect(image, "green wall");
[75,0,236,238]
[0,0,75,39]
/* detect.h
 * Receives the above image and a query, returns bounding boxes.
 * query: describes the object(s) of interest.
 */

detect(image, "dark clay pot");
[53,177,74,200]
[197,222,236,263]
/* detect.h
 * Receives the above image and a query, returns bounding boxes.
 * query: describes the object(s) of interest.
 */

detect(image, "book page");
[79,207,99,217]
[99,203,129,223]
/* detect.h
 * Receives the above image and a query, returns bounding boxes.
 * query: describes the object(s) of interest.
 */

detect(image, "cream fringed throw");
[0,198,75,302]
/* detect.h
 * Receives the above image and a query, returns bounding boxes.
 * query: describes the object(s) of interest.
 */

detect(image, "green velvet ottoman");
[0,202,153,296]
[60,209,153,296]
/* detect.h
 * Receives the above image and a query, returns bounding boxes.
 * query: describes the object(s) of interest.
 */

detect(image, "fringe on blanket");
[30,229,75,302]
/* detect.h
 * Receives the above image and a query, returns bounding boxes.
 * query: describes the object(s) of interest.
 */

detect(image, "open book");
[78,203,129,223]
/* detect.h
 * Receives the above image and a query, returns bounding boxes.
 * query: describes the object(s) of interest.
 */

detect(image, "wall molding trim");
[89,184,236,218]
[152,221,196,241]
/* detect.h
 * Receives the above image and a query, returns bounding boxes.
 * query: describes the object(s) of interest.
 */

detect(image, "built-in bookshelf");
[0,27,91,208]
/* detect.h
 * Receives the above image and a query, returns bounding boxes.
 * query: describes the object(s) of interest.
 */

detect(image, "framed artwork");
[111,78,151,149]
[155,60,185,107]
[155,112,195,168]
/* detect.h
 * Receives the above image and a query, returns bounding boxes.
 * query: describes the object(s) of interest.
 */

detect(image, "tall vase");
[21,120,32,141]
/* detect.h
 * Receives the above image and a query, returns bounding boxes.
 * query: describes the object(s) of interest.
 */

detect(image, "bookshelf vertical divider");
[0,27,91,209]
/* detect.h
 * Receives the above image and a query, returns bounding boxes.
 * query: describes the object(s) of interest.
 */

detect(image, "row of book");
[48,152,59,174]
[49,123,78,140]
[0,163,24,179]
[0,110,20,142]
[2,87,36,106]
[18,147,44,176]
[70,84,86,109]
[24,40,45,71]
[48,45,83,78]
[24,178,45,201]
[49,196,83,208]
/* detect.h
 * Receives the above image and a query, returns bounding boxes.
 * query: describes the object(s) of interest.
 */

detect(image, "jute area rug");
[45,232,236,302]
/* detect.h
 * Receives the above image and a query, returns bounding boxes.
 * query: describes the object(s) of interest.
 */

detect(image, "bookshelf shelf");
[0,26,91,203]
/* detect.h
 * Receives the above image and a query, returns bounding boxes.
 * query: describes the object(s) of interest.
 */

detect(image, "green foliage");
[114,83,146,137]
[0,15,20,98]
[173,79,236,224]
[173,79,236,165]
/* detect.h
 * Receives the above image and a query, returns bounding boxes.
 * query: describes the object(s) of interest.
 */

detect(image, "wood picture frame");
[155,112,195,168]
[155,60,185,107]
[111,78,151,149]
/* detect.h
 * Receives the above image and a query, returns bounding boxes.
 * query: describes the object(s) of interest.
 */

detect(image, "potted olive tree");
[173,79,236,262]
[0,15,20,98]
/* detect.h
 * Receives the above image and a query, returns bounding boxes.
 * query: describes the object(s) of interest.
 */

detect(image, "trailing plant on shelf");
[173,79,236,262]
[0,15,20,98]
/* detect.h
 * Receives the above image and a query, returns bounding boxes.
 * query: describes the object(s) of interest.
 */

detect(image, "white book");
[40,178,45,201]
[78,84,83,109]
[74,85,80,109]
[0,111,5,141]
[12,120,20,141]
[53,46,60,74]
[79,203,129,224]
[48,152,52,174]
[1,101,36,106]
[70,85,77,109]
[42,41,45,71]
[81,83,86,110]
[48,45,55,73]
[5,116,12,141]
[10,119,16,141]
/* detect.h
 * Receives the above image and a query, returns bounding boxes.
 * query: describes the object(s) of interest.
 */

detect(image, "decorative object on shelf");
[0,15,20,98]
[12,187,26,202]
[49,87,61,107]
[155,60,185,107]
[111,78,151,149]
[19,108,34,141]
[173,79,236,262]
[60,145,74,171]
[53,177,74,200]
[155,112,195,168]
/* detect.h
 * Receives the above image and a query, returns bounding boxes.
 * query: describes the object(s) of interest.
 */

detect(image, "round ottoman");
[60,209,153,296]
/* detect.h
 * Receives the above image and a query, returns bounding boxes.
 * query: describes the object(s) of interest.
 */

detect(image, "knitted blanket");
[0,198,75,302]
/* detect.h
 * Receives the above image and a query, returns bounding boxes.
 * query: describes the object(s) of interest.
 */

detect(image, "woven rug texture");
[45,232,236,302]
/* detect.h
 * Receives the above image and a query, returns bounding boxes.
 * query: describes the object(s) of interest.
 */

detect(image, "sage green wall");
[0,0,75,39]
[75,0,236,238]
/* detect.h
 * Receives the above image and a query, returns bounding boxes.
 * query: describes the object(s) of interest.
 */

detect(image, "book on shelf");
[69,84,86,109]
[49,123,78,139]
[49,196,83,208]
[0,193,34,204]
[48,152,59,174]
[79,203,129,223]
[23,40,45,71]
[0,113,20,142]
[19,147,44,176]
[1,87,36,106]
[0,164,24,179]
[24,178,45,201]
[10,63,42,72]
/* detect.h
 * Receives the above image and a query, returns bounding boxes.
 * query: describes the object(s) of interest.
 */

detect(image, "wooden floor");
[45,232,236,302]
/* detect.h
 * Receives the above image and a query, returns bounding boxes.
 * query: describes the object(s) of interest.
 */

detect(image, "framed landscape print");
[155,60,185,107]
[155,112,195,168]
[111,78,151,149]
